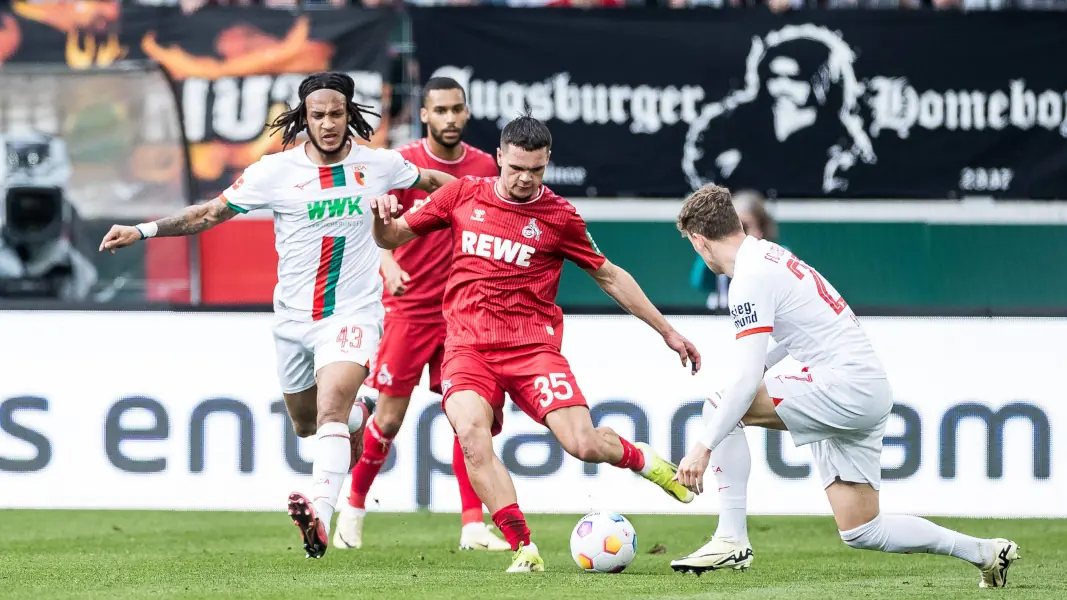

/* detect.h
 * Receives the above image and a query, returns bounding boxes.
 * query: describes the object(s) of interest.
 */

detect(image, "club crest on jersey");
[731,302,759,329]
[376,364,393,387]
[522,218,542,241]
[352,164,367,186]
[471,208,486,222]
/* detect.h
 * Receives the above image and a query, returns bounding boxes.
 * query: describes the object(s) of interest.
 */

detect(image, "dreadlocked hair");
[268,72,379,148]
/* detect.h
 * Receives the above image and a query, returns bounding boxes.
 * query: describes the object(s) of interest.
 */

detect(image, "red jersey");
[404,177,606,350]
[385,140,498,322]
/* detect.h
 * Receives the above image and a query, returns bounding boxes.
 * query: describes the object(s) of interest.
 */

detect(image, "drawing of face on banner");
[682,24,876,196]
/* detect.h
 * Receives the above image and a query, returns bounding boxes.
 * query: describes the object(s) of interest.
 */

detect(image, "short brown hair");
[676,184,744,241]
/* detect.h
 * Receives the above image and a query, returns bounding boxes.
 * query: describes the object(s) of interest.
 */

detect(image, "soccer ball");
[569,511,637,573]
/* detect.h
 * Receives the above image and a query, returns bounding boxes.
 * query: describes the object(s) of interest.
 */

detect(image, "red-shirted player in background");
[333,77,510,552]
[367,115,702,572]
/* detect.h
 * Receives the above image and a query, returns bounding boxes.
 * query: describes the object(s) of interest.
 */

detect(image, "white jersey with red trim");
[221,142,421,322]
[728,236,885,379]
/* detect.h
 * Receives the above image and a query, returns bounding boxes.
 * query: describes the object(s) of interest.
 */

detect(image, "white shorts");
[765,365,893,491]
[272,310,383,394]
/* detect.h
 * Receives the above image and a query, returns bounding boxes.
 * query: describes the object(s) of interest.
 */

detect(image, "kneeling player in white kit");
[99,72,455,559]
[669,185,1021,588]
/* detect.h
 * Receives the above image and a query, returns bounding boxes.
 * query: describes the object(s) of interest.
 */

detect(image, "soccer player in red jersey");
[367,115,702,572]
[333,77,510,552]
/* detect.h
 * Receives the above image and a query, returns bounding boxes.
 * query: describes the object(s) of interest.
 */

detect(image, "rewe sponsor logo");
[307,196,363,221]
[460,231,535,267]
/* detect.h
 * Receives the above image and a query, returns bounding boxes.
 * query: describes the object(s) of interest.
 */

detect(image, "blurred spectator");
[689,189,779,311]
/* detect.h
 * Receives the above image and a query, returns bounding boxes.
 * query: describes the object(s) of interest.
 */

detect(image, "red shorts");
[367,318,446,397]
[441,344,588,436]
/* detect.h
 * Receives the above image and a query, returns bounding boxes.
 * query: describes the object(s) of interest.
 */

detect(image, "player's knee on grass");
[839,515,888,552]
[372,394,411,438]
[825,478,881,532]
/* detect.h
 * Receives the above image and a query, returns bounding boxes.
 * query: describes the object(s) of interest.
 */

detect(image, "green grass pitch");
[1,511,1063,600]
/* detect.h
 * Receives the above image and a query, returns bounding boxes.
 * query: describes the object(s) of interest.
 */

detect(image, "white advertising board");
[0,312,1061,517]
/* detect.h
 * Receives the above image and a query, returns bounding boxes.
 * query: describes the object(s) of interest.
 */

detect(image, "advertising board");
[0,313,1059,517]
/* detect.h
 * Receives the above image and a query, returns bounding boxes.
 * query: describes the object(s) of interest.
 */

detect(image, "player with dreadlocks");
[99,72,457,559]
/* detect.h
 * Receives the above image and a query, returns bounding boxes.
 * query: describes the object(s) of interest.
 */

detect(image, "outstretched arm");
[154,197,238,237]
[674,275,776,494]
[373,216,419,250]
[674,330,768,495]
[99,197,237,253]
[585,259,701,372]
[375,178,462,250]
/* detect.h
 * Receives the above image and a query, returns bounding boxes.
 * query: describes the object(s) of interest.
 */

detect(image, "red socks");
[453,436,484,526]
[491,503,531,551]
[348,418,393,509]
[613,437,646,472]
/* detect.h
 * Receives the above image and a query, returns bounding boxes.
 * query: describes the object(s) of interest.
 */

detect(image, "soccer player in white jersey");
[668,185,1021,588]
[98,72,456,559]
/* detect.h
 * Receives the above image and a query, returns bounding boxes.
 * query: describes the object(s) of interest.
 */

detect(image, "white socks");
[841,514,991,566]
[638,447,653,476]
[312,421,351,535]
[342,505,367,517]
[709,426,750,544]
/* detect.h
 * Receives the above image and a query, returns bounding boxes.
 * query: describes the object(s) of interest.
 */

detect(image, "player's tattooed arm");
[586,259,702,372]
[99,197,238,253]
[411,168,455,193]
[154,197,238,237]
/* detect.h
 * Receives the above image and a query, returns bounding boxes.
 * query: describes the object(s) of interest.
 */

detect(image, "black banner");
[411,9,1067,200]
[0,3,396,200]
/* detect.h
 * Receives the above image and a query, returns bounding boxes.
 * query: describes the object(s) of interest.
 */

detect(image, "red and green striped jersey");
[220,142,422,322]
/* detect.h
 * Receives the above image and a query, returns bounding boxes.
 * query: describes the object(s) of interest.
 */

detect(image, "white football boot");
[978,539,1021,588]
[332,506,365,550]
[670,537,754,574]
[459,522,512,551]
